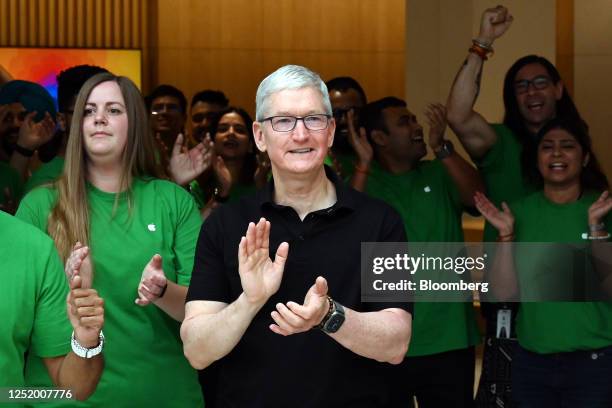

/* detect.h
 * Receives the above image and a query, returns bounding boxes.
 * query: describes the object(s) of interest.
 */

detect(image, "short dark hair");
[190,90,229,109]
[528,117,609,191]
[145,84,187,113]
[325,76,367,105]
[56,65,109,112]
[360,97,406,147]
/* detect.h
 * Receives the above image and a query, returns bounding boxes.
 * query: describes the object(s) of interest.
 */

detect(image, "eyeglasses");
[151,103,182,114]
[514,76,552,94]
[261,114,331,132]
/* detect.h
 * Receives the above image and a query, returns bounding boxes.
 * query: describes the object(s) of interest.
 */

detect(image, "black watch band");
[14,144,35,157]
[434,140,454,160]
[314,297,333,330]
[316,297,346,333]
[159,281,168,298]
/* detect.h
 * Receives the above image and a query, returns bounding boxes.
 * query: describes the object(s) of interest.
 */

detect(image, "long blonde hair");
[48,73,161,260]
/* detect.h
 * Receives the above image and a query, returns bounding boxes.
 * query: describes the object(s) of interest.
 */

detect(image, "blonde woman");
[16,73,203,406]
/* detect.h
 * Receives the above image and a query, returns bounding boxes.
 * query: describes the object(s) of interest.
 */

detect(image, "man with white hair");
[182,65,413,407]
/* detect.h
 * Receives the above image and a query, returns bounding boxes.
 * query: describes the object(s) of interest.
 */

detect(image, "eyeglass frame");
[259,114,332,132]
[151,102,183,115]
[514,75,553,95]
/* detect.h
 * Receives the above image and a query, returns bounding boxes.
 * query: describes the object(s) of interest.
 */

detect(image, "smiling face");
[191,101,225,142]
[514,63,563,133]
[214,112,252,160]
[379,106,426,163]
[537,128,586,188]
[82,81,129,165]
[329,88,364,152]
[150,95,185,142]
[253,87,334,177]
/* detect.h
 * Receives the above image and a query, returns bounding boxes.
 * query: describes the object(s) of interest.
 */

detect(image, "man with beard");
[190,90,229,143]
[146,85,214,188]
[446,5,588,406]
[325,76,373,181]
[146,84,188,154]
[360,97,483,407]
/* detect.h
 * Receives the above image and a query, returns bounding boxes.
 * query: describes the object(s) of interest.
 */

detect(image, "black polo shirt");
[187,166,413,408]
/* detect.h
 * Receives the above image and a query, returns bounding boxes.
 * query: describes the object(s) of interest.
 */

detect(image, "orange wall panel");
[154,0,406,115]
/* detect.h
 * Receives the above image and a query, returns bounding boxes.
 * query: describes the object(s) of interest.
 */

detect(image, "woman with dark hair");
[190,106,270,216]
[446,7,595,405]
[447,6,588,241]
[501,55,588,191]
[476,117,612,407]
[16,73,204,406]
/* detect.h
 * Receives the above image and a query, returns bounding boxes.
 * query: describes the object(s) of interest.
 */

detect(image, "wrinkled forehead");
[266,87,327,116]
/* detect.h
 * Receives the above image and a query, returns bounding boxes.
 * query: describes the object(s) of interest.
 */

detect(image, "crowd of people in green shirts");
[1,4,611,408]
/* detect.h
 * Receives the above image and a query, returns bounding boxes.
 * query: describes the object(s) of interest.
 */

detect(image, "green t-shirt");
[365,160,480,356]
[512,191,612,353]
[0,161,24,212]
[16,178,204,407]
[0,212,71,393]
[24,156,65,193]
[478,124,534,241]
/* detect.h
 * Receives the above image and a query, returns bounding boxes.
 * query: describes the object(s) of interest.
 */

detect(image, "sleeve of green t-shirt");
[15,187,56,231]
[30,237,72,358]
[477,124,512,170]
[171,186,203,286]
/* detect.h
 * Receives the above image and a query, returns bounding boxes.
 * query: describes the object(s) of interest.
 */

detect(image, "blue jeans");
[512,344,612,408]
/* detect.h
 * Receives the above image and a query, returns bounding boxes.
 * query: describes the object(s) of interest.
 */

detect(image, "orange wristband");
[496,233,515,242]
[468,44,489,61]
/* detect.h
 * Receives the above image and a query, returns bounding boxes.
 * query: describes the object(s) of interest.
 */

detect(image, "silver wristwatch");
[71,331,105,358]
